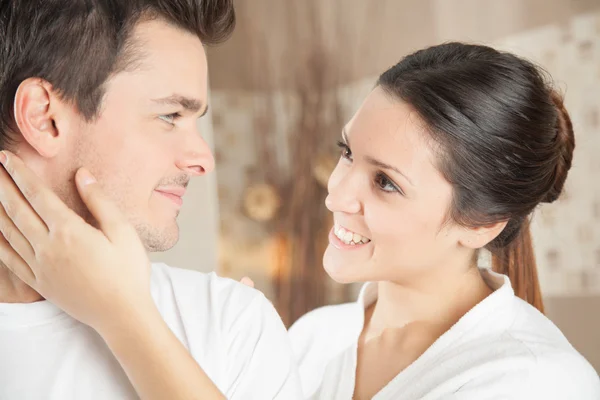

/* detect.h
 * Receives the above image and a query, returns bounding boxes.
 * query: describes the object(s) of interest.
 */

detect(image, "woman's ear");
[459,220,508,249]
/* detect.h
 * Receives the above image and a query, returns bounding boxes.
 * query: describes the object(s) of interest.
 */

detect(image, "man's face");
[53,19,214,251]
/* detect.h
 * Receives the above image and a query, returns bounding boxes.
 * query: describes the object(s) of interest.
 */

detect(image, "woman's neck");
[365,264,493,340]
[0,264,43,303]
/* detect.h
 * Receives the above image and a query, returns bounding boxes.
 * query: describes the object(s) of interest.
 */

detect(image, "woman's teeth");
[334,225,371,245]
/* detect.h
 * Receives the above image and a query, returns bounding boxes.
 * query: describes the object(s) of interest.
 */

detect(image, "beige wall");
[207,0,600,90]
[545,296,600,373]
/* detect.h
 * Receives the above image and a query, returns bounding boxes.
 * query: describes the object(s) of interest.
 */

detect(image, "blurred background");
[151,0,600,372]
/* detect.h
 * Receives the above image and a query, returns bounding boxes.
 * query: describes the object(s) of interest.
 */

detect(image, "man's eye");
[159,113,181,125]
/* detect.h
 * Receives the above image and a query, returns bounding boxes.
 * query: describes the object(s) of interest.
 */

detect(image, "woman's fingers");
[0,151,72,232]
[0,222,36,287]
[0,182,39,272]
[0,152,133,246]
[74,168,134,241]
[240,277,255,288]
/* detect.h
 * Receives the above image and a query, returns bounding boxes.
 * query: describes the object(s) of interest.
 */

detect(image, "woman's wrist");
[95,295,163,344]
[94,296,226,400]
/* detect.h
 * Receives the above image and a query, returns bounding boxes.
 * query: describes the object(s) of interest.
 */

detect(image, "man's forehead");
[109,19,208,97]
[126,18,207,71]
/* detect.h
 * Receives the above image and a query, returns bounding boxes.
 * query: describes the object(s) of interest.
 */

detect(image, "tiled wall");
[494,12,600,296]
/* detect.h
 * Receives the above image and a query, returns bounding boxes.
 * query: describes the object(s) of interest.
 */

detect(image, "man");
[0,1,301,398]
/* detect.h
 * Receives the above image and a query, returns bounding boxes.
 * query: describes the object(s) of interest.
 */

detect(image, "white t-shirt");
[289,269,600,399]
[0,263,303,400]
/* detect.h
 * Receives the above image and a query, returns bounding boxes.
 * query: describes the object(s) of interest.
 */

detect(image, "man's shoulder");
[150,263,270,332]
[151,262,251,291]
[148,269,301,398]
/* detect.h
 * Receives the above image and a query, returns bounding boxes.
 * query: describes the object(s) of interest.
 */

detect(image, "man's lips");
[155,187,186,206]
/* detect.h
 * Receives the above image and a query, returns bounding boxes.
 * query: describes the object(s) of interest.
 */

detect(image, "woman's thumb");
[75,168,126,238]
[76,168,97,188]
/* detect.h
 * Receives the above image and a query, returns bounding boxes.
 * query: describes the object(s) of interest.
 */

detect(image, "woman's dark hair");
[0,0,235,147]
[378,42,575,313]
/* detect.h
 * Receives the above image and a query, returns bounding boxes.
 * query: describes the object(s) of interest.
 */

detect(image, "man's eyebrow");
[152,94,208,116]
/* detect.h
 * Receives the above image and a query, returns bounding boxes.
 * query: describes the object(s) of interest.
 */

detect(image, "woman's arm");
[100,300,225,400]
[0,151,224,400]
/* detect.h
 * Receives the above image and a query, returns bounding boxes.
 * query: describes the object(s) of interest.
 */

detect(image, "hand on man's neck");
[0,264,43,303]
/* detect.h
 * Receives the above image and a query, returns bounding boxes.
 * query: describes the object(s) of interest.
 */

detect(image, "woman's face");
[324,87,472,285]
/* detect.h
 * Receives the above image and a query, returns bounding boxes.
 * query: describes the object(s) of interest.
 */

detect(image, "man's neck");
[0,264,43,303]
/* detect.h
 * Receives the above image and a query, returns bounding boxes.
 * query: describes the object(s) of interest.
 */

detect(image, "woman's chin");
[323,245,364,284]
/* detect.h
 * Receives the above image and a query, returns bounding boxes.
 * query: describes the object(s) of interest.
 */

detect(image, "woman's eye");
[375,172,402,194]
[337,140,353,161]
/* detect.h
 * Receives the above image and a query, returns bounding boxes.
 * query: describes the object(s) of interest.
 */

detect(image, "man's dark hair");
[0,0,235,147]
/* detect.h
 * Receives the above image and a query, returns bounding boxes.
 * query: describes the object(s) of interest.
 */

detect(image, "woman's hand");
[0,151,229,399]
[240,276,255,287]
[0,150,153,333]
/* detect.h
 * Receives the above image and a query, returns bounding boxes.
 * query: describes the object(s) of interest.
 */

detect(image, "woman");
[0,43,598,399]
[287,42,599,399]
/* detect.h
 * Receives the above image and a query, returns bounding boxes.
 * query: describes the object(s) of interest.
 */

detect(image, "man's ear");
[459,220,508,250]
[13,78,66,158]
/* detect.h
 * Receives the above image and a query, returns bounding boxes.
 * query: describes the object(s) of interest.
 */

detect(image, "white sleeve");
[452,351,600,400]
[223,293,303,400]
[521,352,600,400]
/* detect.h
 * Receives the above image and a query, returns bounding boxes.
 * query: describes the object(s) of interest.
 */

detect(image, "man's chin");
[136,223,180,253]
[146,243,176,252]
